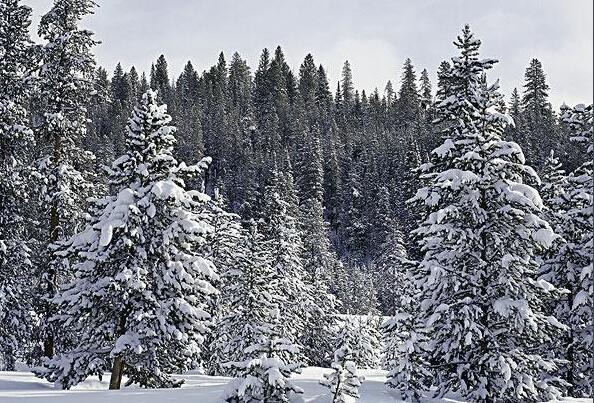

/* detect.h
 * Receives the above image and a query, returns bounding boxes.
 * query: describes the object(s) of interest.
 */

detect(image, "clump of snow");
[531,228,558,249]
[433,139,455,157]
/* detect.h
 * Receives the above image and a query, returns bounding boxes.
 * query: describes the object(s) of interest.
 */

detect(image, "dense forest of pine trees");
[0,0,591,402]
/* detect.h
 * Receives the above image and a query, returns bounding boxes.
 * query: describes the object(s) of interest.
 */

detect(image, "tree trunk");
[44,133,62,359]
[109,314,128,390]
[43,334,54,359]
[109,356,125,390]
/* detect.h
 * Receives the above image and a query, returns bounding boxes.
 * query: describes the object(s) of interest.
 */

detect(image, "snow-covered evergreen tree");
[260,168,310,354]
[540,151,567,225]
[215,225,273,376]
[34,91,218,390]
[520,58,558,167]
[0,0,36,370]
[203,195,247,376]
[296,132,339,366]
[537,150,567,276]
[383,257,431,403]
[419,68,432,108]
[225,319,303,403]
[336,265,379,315]
[224,225,304,402]
[173,60,204,164]
[350,316,381,370]
[396,58,421,128]
[372,222,409,315]
[34,0,99,359]
[404,25,566,402]
[435,61,453,103]
[543,104,592,397]
[320,320,364,403]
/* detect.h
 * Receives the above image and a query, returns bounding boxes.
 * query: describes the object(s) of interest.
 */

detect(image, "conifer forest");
[0,0,592,402]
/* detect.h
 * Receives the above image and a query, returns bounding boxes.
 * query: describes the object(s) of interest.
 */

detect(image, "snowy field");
[0,367,589,403]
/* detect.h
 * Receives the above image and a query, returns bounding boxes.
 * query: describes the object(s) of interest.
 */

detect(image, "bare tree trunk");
[43,334,54,359]
[109,356,125,390]
[109,315,128,390]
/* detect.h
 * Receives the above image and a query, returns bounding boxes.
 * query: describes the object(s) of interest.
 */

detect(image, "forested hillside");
[83,42,585,316]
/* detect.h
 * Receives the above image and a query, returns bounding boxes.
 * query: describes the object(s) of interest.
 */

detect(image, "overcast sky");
[24,0,592,108]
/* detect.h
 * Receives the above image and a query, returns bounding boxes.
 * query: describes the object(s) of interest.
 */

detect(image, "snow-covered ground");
[0,367,589,403]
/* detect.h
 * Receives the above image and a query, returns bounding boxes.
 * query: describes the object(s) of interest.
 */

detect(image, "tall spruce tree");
[35,0,99,359]
[543,104,592,397]
[150,55,173,106]
[223,225,304,403]
[86,66,114,162]
[203,196,246,376]
[383,258,430,403]
[320,319,365,403]
[296,131,339,365]
[0,0,36,370]
[419,68,432,109]
[539,151,567,232]
[436,60,453,102]
[372,223,409,315]
[215,224,272,375]
[174,60,204,164]
[398,25,566,402]
[260,169,310,353]
[520,58,558,167]
[34,91,219,390]
[397,58,421,128]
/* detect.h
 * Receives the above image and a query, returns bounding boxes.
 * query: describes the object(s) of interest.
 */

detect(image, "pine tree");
[520,58,558,167]
[202,52,230,194]
[139,71,149,94]
[150,55,173,106]
[269,47,294,150]
[397,58,420,127]
[260,169,310,353]
[385,80,395,107]
[253,48,281,170]
[418,68,432,109]
[506,87,525,144]
[224,52,257,217]
[372,223,409,315]
[295,131,339,365]
[0,0,36,370]
[350,316,382,370]
[203,195,246,376]
[216,225,272,375]
[436,60,453,102]
[224,225,304,403]
[174,60,204,164]
[297,54,318,122]
[509,88,521,120]
[128,66,140,101]
[86,66,114,162]
[336,264,379,315]
[341,60,355,108]
[382,231,432,403]
[108,62,132,156]
[320,320,364,403]
[35,0,99,359]
[539,151,567,231]
[34,91,218,389]
[403,25,566,402]
[225,334,303,403]
[339,157,367,260]
[543,104,592,398]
